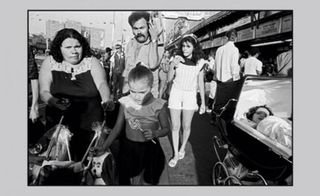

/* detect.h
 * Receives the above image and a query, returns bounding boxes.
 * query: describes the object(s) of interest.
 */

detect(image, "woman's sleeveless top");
[47,56,103,133]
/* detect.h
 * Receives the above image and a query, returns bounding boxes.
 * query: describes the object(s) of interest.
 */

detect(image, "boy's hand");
[142,129,156,141]
[48,97,70,111]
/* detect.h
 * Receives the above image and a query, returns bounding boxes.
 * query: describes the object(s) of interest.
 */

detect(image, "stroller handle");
[216,98,238,117]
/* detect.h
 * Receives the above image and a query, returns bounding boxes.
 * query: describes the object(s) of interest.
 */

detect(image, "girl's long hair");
[177,35,204,64]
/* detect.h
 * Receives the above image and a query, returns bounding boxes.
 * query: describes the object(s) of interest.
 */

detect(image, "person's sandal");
[168,158,178,167]
[178,151,185,160]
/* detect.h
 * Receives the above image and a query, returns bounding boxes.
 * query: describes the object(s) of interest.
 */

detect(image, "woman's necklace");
[63,61,78,80]
[70,68,76,80]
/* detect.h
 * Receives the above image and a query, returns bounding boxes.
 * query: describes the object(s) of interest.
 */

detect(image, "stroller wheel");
[224,175,242,186]
[212,162,228,185]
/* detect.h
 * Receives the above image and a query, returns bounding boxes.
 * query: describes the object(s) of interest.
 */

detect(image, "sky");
[29,11,133,47]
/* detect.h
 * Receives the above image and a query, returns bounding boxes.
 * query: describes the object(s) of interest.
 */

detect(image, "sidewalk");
[159,135,198,185]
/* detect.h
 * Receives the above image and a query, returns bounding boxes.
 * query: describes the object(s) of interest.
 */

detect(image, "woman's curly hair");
[49,28,92,63]
[246,105,273,121]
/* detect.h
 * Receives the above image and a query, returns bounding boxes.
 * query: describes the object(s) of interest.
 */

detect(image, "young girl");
[96,64,170,185]
[167,34,206,167]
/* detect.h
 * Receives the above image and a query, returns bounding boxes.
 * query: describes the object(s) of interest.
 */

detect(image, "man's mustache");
[135,34,145,39]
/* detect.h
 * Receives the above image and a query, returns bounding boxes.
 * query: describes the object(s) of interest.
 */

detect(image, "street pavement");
[159,112,227,185]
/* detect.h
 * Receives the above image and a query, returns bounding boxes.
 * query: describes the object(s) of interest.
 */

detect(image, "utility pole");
[111,12,115,48]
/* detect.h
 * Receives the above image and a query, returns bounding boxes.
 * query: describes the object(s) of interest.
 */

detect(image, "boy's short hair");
[249,47,260,56]
[128,63,154,87]
[226,29,237,41]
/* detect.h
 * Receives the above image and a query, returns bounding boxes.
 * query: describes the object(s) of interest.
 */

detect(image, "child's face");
[129,78,152,105]
[252,107,270,124]
[182,41,194,59]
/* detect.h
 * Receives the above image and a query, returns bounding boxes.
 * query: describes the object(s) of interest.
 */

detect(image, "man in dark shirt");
[103,47,112,85]
[110,44,125,100]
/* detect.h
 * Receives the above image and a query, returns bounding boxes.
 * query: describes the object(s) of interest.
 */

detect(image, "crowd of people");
[28,11,293,185]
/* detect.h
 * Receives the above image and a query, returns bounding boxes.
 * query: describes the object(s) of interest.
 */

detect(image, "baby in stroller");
[244,105,292,149]
[245,105,273,128]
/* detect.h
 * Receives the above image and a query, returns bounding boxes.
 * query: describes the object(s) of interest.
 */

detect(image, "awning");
[166,11,233,49]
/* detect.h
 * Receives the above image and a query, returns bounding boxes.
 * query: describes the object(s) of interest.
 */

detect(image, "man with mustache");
[122,11,160,98]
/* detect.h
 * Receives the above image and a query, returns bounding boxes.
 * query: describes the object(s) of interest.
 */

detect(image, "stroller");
[211,76,292,185]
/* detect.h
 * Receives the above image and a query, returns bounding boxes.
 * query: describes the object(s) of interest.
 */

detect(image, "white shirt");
[208,56,215,71]
[243,56,263,75]
[276,50,292,76]
[215,41,240,82]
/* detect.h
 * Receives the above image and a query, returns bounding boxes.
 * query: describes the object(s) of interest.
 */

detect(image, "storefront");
[166,10,293,73]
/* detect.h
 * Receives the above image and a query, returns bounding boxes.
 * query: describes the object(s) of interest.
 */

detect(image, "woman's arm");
[38,57,70,110]
[90,57,111,103]
[29,79,39,122]
[167,60,175,82]
[39,57,53,104]
[198,69,206,113]
[101,105,125,151]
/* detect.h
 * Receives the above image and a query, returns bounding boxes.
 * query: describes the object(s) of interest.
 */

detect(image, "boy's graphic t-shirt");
[119,95,167,142]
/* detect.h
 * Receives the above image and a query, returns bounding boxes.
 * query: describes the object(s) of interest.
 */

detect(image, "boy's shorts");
[168,86,198,110]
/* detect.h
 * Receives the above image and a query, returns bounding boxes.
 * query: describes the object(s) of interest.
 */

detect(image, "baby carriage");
[211,76,292,185]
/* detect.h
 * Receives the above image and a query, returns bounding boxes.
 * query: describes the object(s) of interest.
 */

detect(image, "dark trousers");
[112,72,123,99]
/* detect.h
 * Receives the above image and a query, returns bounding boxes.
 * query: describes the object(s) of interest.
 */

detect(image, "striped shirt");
[172,61,203,91]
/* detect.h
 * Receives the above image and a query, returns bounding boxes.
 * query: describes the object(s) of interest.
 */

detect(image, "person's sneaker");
[206,108,212,113]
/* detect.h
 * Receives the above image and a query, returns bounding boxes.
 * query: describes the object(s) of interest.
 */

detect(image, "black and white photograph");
[3,0,320,194]
[27,10,293,186]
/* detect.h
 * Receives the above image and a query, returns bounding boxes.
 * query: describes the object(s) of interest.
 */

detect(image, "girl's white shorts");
[168,86,198,110]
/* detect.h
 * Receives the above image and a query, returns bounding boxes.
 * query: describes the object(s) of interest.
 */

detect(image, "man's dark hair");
[226,29,237,41]
[128,11,150,27]
[50,28,92,63]
[105,47,112,53]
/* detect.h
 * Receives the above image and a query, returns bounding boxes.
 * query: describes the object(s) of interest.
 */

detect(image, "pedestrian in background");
[214,29,240,83]
[167,34,206,168]
[28,45,44,146]
[276,42,292,77]
[243,47,263,76]
[103,47,112,85]
[110,44,125,100]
